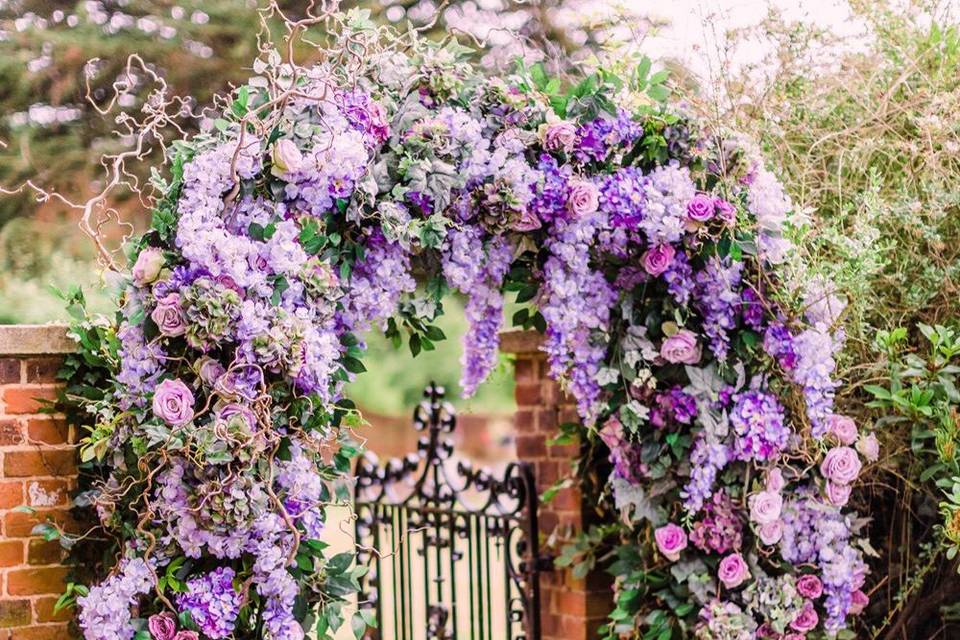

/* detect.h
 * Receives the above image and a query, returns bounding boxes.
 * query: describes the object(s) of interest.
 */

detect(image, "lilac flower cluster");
[681,435,731,513]
[176,567,241,639]
[695,257,744,360]
[77,558,155,640]
[729,391,790,461]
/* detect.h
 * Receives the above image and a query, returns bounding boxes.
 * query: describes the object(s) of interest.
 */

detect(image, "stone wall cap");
[499,330,544,355]
[0,324,75,355]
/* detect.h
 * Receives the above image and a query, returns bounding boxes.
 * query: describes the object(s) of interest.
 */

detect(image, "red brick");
[3,507,77,538]
[551,486,583,511]
[514,357,538,382]
[0,419,22,446]
[0,481,24,509]
[0,600,31,628]
[28,539,64,566]
[539,461,562,485]
[1,624,72,639]
[33,597,72,623]
[3,449,76,478]
[548,442,580,459]
[26,479,71,507]
[24,358,63,384]
[0,358,21,385]
[0,540,24,567]
[514,382,541,406]
[536,408,558,433]
[25,418,71,446]
[514,409,536,434]
[0,386,59,415]
[5,566,69,596]
[515,434,547,459]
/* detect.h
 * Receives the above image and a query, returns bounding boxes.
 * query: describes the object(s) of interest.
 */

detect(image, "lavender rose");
[151,293,186,337]
[820,446,862,485]
[510,208,542,232]
[790,602,819,633]
[538,119,577,153]
[825,480,852,507]
[765,468,786,492]
[748,490,783,524]
[152,378,195,426]
[566,179,599,218]
[654,523,688,562]
[270,139,303,177]
[660,329,701,365]
[828,414,858,445]
[757,521,783,546]
[196,357,226,387]
[714,197,736,224]
[148,613,177,640]
[717,552,750,589]
[857,433,880,462]
[173,633,200,640]
[686,193,715,222]
[132,247,164,285]
[796,574,823,599]
[782,635,805,640]
[642,244,675,276]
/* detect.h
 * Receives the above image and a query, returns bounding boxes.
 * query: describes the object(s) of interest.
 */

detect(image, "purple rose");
[825,480,852,507]
[790,602,819,633]
[686,193,715,222]
[152,378,195,426]
[796,574,823,599]
[174,633,200,640]
[196,357,226,387]
[765,468,786,492]
[820,446,862,485]
[510,208,542,232]
[270,139,303,177]
[148,613,177,640]
[566,179,599,218]
[217,403,257,430]
[660,329,701,365]
[151,293,186,337]
[654,523,688,562]
[849,589,869,615]
[857,433,880,462]
[539,120,577,153]
[642,244,675,276]
[757,520,783,546]
[828,414,858,445]
[714,197,736,224]
[132,247,164,285]
[717,552,750,589]
[748,490,782,524]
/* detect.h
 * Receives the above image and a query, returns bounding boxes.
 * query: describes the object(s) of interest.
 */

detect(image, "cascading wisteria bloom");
[63,17,872,640]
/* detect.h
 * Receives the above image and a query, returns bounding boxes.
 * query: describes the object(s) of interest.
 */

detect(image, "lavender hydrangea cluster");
[68,15,871,640]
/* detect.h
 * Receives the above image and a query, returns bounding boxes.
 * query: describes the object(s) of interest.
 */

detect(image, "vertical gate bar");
[474,513,485,640]
[405,508,416,640]
[396,506,408,640]
[483,516,493,640]
[467,513,477,640]
[448,512,459,639]
[502,519,511,640]
[521,464,542,640]
[373,503,384,639]
[422,512,431,639]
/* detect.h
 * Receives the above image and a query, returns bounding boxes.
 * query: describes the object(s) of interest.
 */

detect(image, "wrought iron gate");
[354,383,548,640]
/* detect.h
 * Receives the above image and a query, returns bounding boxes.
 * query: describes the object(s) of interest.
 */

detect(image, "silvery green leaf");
[670,558,707,584]
[611,477,661,524]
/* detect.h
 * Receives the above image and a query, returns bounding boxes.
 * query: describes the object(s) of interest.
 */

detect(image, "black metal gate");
[354,383,547,640]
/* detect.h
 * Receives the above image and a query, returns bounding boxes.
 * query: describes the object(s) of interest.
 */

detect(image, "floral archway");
[60,8,874,640]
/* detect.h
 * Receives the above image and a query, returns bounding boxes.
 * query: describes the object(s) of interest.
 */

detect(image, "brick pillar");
[0,325,77,639]
[500,330,612,640]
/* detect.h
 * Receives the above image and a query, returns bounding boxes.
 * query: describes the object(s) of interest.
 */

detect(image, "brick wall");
[501,331,612,640]
[0,325,76,640]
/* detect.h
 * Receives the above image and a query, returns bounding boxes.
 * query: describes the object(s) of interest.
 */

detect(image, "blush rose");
[654,523,688,562]
[660,329,701,365]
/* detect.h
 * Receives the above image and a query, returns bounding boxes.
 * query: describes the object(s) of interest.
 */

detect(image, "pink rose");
[749,491,783,524]
[271,139,303,177]
[758,520,783,546]
[132,247,164,285]
[151,293,186,337]
[566,179,599,218]
[148,613,177,640]
[790,602,819,633]
[717,552,750,589]
[510,208,542,232]
[152,378,195,426]
[599,416,624,450]
[825,480,852,507]
[686,193,715,222]
[642,244,675,276]
[849,589,869,615]
[654,523,688,562]
[796,574,823,599]
[174,633,199,640]
[820,446,862,485]
[857,433,880,462]
[660,330,701,365]
[783,635,806,640]
[828,414,858,445]
[766,468,786,492]
[539,120,577,153]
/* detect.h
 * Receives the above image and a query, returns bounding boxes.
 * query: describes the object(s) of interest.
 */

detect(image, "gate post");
[500,331,612,640]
